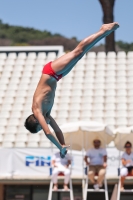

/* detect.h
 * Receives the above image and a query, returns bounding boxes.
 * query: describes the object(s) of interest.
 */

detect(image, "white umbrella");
[60,121,113,151]
[114,126,133,151]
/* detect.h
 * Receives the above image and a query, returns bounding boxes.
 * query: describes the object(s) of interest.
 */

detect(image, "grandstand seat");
[11,71,22,78]
[82,96,93,104]
[5,59,15,66]
[117,51,126,59]
[116,89,127,96]
[0,110,10,119]
[5,126,18,134]
[8,118,20,126]
[105,83,115,90]
[116,83,127,90]
[0,84,8,91]
[127,51,133,58]
[17,126,29,135]
[128,103,133,110]
[10,111,22,118]
[16,135,28,142]
[128,118,133,126]
[116,70,126,77]
[3,134,15,142]
[116,118,128,126]
[104,118,115,126]
[0,53,7,60]
[8,53,17,60]
[127,96,133,103]
[37,52,47,60]
[12,104,24,111]
[117,59,126,66]
[94,89,105,96]
[27,52,36,60]
[0,135,3,142]
[116,96,127,103]
[80,110,92,118]
[86,52,96,59]
[15,59,25,66]
[107,51,116,59]
[95,70,105,77]
[14,142,26,148]
[72,83,83,90]
[9,77,20,85]
[47,52,56,60]
[35,60,45,67]
[0,59,5,66]
[14,97,25,104]
[0,125,6,135]
[81,103,93,110]
[116,103,127,110]
[4,65,14,72]
[27,142,39,147]
[127,70,133,77]
[1,70,12,78]
[0,90,6,98]
[106,70,116,77]
[28,134,40,142]
[58,103,69,110]
[17,52,26,59]
[105,103,115,110]
[57,110,68,118]
[1,142,14,148]
[1,104,13,112]
[25,60,35,66]
[69,102,80,111]
[24,65,34,71]
[105,89,116,96]
[106,60,116,65]
[127,58,133,65]
[116,76,127,83]
[39,141,52,148]
[92,110,104,117]
[92,103,104,110]
[93,96,104,103]
[104,110,115,118]
[86,59,96,66]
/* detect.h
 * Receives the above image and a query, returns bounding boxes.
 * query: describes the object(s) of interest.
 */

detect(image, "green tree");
[98,0,116,52]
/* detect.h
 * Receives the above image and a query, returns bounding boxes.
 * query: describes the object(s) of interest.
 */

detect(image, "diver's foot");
[60,145,70,158]
[100,22,120,36]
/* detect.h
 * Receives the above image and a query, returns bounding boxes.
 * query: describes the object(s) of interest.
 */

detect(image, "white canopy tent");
[60,121,113,151]
[114,126,133,151]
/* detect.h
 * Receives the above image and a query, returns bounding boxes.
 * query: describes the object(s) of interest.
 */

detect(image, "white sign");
[0,147,123,178]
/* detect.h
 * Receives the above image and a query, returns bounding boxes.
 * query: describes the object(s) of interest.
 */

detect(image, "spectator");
[84,139,107,190]
[120,141,133,191]
[51,151,72,190]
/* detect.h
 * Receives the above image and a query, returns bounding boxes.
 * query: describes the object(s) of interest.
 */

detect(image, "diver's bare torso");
[32,74,57,122]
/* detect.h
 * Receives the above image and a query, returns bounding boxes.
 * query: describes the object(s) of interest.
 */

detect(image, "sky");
[0,0,133,44]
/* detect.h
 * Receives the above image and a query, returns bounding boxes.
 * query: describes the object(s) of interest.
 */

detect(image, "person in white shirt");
[120,141,133,191]
[84,139,107,190]
[51,152,72,190]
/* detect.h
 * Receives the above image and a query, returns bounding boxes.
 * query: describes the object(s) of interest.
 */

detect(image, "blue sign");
[25,156,51,167]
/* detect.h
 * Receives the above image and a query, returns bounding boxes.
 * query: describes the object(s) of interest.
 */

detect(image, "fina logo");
[25,156,51,167]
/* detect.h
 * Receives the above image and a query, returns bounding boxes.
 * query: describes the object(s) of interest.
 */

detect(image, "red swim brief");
[42,61,62,81]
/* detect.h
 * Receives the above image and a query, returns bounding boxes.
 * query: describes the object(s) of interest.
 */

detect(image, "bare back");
[32,74,57,119]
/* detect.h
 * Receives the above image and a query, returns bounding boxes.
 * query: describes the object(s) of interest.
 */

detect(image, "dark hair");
[124,141,132,148]
[24,114,38,133]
